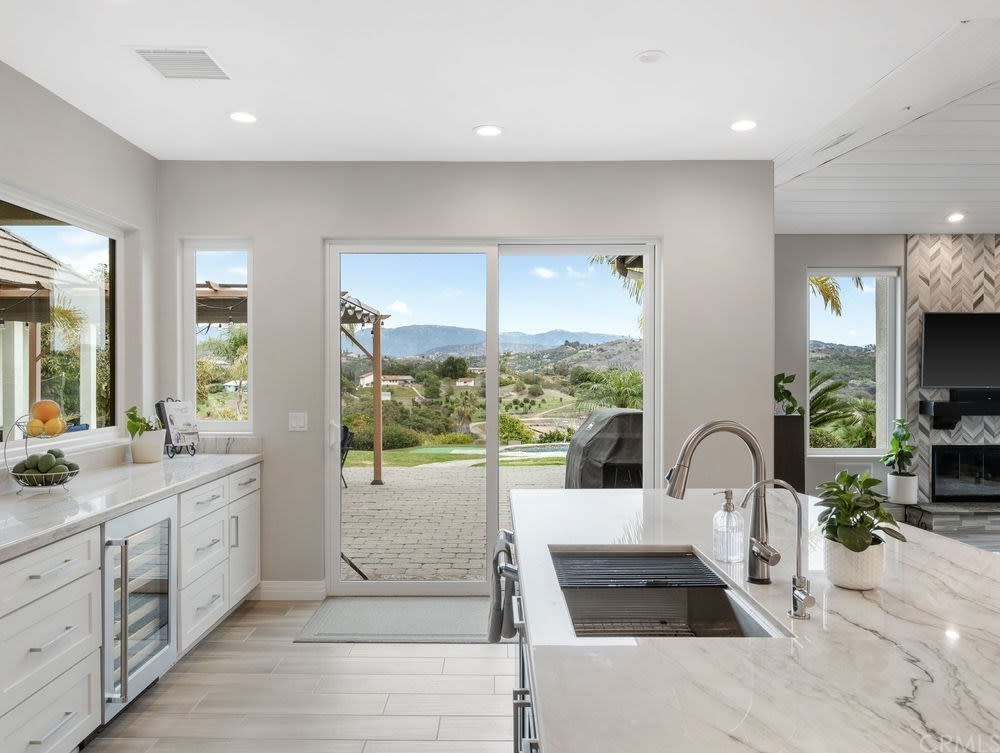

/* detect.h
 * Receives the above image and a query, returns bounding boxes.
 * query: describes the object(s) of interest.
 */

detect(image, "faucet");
[740,479,815,620]
[665,420,778,584]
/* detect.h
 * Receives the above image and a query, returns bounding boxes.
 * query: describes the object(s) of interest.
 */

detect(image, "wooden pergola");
[340,292,389,485]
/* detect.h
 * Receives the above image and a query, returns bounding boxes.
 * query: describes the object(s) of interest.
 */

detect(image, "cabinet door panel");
[229,491,260,604]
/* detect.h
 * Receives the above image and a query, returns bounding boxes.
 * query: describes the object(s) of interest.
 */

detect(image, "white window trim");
[180,238,254,434]
[0,180,124,445]
[806,267,902,457]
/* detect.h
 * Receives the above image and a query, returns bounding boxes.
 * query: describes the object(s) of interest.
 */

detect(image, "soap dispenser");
[712,489,745,563]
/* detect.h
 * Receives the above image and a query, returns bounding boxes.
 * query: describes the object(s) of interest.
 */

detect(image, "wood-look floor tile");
[245,625,308,641]
[442,658,517,676]
[150,740,362,753]
[171,655,282,674]
[384,693,510,716]
[156,672,321,693]
[81,739,157,753]
[348,643,510,658]
[194,689,388,716]
[126,685,208,714]
[189,639,352,658]
[437,715,512,741]
[317,674,493,695]
[365,742,510,753]
[275,656,444,675]
[208,626,255,641]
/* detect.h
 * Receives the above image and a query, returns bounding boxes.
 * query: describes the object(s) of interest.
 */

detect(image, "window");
[1,202,115,436]
[184,242,250,430]
[807,269,899,451]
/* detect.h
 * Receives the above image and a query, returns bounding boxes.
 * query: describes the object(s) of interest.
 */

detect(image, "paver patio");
[340,459,565,581]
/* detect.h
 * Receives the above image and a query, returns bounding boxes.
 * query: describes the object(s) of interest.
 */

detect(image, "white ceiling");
[2,1,1000,232]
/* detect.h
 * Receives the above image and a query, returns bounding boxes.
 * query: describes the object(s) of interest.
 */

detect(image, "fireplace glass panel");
[932,445,1000,503]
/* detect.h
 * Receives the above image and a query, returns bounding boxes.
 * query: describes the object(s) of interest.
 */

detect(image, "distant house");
[468,367,487,374]
[358,372,414,388]
[455,377,476,388]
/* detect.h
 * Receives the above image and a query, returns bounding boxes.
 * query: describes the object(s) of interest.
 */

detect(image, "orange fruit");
[26,418,45,437]
[43,418,64,436]
[31,400,61,423]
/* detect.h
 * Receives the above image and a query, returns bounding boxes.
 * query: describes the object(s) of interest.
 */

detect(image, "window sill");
[808,449,887,459]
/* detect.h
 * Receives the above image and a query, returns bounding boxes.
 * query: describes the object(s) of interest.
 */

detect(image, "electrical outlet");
[288,412,308,431]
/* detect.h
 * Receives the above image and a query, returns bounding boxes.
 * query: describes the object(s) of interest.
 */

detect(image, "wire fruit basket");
[3,408,80,492]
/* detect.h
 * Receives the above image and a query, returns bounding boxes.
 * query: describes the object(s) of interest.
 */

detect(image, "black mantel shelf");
[920,394,1000,430]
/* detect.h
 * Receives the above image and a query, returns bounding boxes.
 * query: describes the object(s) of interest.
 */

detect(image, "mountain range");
[344,325,626,358]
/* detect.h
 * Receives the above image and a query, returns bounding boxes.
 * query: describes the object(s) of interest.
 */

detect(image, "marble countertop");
[510,488,1000,753]
[0,453,261,563]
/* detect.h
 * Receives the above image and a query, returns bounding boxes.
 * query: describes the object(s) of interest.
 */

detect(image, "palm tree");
[575,369,643,410]
[452,391,481,434]
[837,397,877,448]
[808,369,854,428]
[590,255,643,304]
[808,276,865,316]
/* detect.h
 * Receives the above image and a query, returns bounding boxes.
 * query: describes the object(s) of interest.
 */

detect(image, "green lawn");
[343,445,484,468]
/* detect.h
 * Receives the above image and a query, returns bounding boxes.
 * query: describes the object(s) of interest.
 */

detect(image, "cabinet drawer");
[180,560,228,652]
[0,570,101,717]
[179,479,228,525]
[0,650,101,753]
[228,463,261,499]
[0,529,101,619]
[179,507,229,588]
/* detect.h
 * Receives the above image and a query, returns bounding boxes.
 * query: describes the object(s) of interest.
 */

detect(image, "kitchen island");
[510,488,1000,753]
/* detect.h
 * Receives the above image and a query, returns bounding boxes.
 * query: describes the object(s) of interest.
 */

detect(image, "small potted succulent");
[126,406,165,464]
[817,470,906,590]
[880,418,918,505]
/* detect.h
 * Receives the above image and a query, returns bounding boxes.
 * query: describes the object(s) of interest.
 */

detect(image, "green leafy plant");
[125,406,162,440]
[774,372,805,415]
[816,471,906,552]
[880,418,916,477]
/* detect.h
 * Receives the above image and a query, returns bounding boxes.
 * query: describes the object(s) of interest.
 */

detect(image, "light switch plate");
[288,411,308,431]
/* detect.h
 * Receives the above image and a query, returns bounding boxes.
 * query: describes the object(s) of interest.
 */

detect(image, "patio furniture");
[341,425,354,488]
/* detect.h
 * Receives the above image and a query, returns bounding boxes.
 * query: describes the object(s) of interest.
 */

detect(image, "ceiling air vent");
[813,131,857,155]
[134,48,229,80]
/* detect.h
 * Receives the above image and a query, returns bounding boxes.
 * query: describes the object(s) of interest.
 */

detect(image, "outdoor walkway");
[340,459,564,581]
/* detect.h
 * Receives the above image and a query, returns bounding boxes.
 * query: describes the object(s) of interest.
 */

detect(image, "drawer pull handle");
[238,477,257,486]
[29,711,77,745]
[196,538,222,553]
[196,493,223,505]
[196,593,222,612]
[28,558,75,580]
[29,625,77,653]
[231,514,240,548]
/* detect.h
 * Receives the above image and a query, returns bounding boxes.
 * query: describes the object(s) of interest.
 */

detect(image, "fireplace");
[932,445,1000,503]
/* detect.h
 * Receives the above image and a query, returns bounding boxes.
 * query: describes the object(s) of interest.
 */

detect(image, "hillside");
[809,340,876,399]
[507,338,642,372]
[345,325,623,358]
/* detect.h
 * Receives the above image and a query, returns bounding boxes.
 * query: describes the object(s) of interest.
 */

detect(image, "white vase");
[887,473,918,506]
[130,429,166,464]
[824,539,884,590]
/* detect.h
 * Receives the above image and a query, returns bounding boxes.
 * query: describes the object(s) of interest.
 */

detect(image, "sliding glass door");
[327,242,653,595]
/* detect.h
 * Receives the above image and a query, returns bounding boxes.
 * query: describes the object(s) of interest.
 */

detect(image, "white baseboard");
[250,580,327,601]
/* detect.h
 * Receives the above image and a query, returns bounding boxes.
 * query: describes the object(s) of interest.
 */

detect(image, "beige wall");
[0,61,158,410]
[157,161,775,583]
[774,234,905,491]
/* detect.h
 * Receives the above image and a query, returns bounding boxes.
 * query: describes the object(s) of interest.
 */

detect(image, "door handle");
[106,537,130,704]
[29,625,77,653]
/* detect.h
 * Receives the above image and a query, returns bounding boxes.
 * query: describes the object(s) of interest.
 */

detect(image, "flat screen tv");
[922,312,1000,388]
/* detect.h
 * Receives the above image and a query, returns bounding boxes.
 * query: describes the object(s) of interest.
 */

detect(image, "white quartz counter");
[511,488,1000,753]
[0,453,261,562]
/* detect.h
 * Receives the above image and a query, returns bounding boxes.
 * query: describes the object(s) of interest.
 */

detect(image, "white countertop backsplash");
[0,452,261,562]
[511,488,1000,753]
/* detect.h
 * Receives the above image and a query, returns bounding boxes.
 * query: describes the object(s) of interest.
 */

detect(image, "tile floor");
[86,600,517,753]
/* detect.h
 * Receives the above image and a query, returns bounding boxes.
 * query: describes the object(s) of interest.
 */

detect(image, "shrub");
[352,423,424,450]
[527,384,544,397]
[499,413,534,444]
[538,429,567,443]
[434,432,475,445]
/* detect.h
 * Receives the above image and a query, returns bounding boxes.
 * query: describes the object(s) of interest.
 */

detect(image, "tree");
[422,373,442,399]
[808,276,864,316]
[438,356,469,379]
[452,390,481,434]
[574,369,643,410]
[808,369,854,428]
[499,413,534,444]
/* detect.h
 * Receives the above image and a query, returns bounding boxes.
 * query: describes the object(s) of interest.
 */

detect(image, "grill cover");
[565,408,643,489]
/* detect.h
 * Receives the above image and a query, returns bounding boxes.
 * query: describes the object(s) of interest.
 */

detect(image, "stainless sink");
[552,550,788,638]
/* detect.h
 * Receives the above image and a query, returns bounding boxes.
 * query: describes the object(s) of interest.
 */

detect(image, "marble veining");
[511,488,1000,753]
[0,453,261,563]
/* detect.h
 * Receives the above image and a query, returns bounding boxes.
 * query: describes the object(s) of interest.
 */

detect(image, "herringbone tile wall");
[905,234,1000,503]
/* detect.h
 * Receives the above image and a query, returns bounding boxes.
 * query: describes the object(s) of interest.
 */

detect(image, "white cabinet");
[179,560,229,651]
[0,529,100,618]
[229,490,260,603]
[179,477,229,525]
[180,506,229,587]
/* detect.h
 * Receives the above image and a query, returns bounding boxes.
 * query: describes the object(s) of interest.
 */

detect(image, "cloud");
[387,300,411,315]
[565,265,592,279]
[532,267,557,280]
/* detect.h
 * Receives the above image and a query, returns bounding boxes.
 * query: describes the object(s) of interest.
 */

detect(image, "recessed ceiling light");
[730,119,757,132]
[635,49,667,64]
[229,111,257,124]
[474,124,502,137]
[947,212,965,223]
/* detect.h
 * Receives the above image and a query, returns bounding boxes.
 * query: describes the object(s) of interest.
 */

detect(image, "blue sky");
[4,225,110,278]
[341,253,642,337]
[809,276,876,346]
[196,251,248,284]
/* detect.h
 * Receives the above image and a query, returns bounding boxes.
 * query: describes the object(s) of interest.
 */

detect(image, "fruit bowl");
[9,449,81,490]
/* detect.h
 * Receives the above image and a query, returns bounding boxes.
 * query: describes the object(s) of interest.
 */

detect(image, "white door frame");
[324,239,658,596]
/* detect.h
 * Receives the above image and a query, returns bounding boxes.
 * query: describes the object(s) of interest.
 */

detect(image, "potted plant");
[773,373,806,491]
[126,406,165,464]
[880,418,918,505]
[817,470,906,590]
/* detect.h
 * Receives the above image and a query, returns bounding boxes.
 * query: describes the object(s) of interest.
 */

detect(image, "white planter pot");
[130,429,166,464]
[887,473,919,505]
[824,539,884,590]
